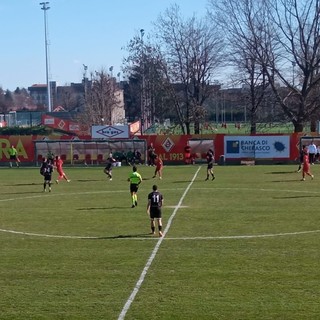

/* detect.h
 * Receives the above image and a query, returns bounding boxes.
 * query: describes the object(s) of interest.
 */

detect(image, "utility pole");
[40,2,52,112]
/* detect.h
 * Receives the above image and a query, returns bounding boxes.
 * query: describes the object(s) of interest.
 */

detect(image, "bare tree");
[212,0,279,133]
[267,0,320,132]
[0,88,8,113]
[154,5,225,134]
[212,0,320,132]
[123,32,173,130]
[12,88,34,110]
[79,69,120,126]
[56,87,78,111]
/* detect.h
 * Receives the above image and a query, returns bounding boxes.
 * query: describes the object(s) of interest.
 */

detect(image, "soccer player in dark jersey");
[147,185,164,237]
[40,158,54,192]
[205,149,215,181]
[104,155,116,181]
[127,166,142,208]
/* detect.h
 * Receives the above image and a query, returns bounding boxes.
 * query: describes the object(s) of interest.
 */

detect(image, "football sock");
[158,225,162,231]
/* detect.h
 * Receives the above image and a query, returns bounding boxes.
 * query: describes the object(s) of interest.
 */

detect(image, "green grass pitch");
[0,164,319,319]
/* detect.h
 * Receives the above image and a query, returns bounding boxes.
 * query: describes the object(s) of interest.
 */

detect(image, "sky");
[0,0,209,91]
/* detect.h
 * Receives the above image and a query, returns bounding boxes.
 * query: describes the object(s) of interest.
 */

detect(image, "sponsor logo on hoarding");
[162,137,175,152]
[69,124,79,131]
[96,126,124,138]
[44,118,55,125]
[58,120,66,129]
[224,136,289,158]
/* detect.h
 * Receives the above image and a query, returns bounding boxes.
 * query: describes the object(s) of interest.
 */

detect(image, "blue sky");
[1,0,208,91]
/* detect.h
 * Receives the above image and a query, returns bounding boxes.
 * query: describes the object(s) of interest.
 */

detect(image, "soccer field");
[0,164,319,319]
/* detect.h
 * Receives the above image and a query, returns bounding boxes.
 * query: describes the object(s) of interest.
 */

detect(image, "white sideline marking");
[117,166,202,320]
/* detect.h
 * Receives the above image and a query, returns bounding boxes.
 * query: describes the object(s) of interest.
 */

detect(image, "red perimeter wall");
[0,133,303,164]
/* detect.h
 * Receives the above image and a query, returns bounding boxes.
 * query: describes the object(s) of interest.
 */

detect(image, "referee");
[127,166,142,208]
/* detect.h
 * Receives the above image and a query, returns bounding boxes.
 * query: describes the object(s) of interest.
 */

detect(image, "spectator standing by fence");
[308,141,317,165]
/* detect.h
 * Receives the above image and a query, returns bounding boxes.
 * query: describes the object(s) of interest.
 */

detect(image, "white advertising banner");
[224,135,290,159]
[91,125,129,139]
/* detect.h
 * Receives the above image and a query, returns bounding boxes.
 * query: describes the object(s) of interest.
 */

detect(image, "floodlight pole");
[140,29,145,133]
[40,2,52,112]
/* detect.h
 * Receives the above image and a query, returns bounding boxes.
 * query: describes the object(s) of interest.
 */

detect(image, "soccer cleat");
[150,231,155,235]
[56,180,59,184]
[205,178,208,181]
[159,231,163,237]
[135,201,138,206]
[212,175,215,180]
[131,204,135,208]
[311,175,314,179]
[152,175,156,178]
[49,187,52,192]
[109,178,112,181]
[301,178,305,181]
[159,177,162,180]
[67,180,71,183]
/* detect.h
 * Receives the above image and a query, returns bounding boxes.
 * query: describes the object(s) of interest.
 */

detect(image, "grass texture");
[0,164,319,319]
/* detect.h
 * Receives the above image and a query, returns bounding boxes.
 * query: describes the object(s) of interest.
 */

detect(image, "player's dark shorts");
[130,183,139,193]
[104,165,112,171]
[10,155,17,160]
[207,162,213,169]
[150,207,162,219]
[44,174,52,181]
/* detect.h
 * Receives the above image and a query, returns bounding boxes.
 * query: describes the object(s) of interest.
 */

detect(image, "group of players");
[38,148,214,237]
[102,151,165,237]
[40,155,71,192]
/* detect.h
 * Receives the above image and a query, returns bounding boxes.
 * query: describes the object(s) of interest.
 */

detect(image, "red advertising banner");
[42,115,89,135]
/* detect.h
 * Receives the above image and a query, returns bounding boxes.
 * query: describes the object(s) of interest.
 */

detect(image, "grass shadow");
[77,206,130,211]
[265,171,297,174]
[86,233,154,240]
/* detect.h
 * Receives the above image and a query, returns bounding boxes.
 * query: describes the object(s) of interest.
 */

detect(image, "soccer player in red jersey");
[54,155,71,183]
[301,150,314,181]
[153,154,163,180]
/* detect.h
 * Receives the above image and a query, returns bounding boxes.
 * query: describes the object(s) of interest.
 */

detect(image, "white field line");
[117,166,202,320]
[0,228,319,240]
[0,186,319,204]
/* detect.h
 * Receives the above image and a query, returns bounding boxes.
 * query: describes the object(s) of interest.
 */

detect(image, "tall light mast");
[40,2,52,112]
